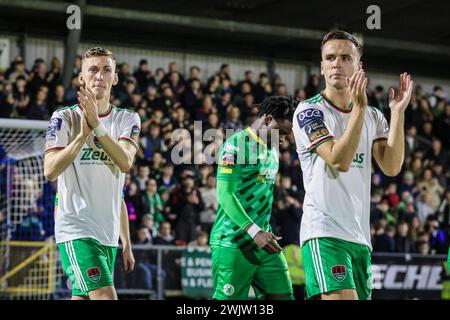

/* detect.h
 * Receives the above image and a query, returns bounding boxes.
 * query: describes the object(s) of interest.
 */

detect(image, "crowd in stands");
[0,54,449,258]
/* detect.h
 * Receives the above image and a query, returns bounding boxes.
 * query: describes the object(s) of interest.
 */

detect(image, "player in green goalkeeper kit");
[210,96,298,300]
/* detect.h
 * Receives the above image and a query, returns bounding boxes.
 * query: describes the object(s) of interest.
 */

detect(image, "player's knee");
[265,293,294,300]
[321,289,358,300]
[71,295,89,300]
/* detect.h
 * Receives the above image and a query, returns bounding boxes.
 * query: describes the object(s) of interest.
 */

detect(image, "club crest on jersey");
[87,267,101,283]
[223,284,235,296]
[331,265,347,282]
[297,108,324,128]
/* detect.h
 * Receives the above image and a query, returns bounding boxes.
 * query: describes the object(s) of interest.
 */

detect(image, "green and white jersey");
[210,127,278,252]
[45,104,140,246]
[293,92,389,250]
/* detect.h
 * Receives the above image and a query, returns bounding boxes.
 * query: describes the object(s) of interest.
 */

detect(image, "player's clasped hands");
[346,69,368,108]
[254,231,283,254]
[77,86,101,129]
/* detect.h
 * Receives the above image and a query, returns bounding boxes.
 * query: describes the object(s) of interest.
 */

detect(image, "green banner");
[181,247,213,298]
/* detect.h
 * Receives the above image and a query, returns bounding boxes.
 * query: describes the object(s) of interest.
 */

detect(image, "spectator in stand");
[28,60,48,98]
[187,66,201,84]
[222,105,243,130]
[425,215,447,254]
[195,95,215,123]
[8,60,29,83]
[373,222,396,253]
[198,173,217,233]
[141,123,164,159]
[141,214,158,240]
[188,230,210,247]
[304,74,320,98]
[437,190,450,229]
[175,188,204,243]
[45,57,62,92]
[14,76,30,118]
[133,59,153,92]
[183,78,203,114]
[369,85,388,114]
[395,220,415,253]
[48,84,67,114]
[139,178,165,231]
[154,221,176,245]
[27,88,48,120]
[0,82,15,118]
[134,165,150,191]
[417,168,445,210]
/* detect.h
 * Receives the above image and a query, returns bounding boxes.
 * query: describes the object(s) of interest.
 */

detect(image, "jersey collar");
[246,127,267,146]
[77,103,112,118]
[320,91,353,113]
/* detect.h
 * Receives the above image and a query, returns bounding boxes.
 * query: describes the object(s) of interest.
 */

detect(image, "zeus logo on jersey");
[81,148,111,162]
[351,153,365,169]
[353,153,365,164]
[297,108,324,128]
[46,118,62,140]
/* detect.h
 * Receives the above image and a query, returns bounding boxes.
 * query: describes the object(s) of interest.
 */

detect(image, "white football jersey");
[45,104,140,246]
[293,92,389,250]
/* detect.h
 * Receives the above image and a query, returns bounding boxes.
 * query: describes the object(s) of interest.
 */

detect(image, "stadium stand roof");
[0,0,449,78]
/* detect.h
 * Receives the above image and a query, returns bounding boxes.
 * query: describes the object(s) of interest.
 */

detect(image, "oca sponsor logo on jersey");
[297,108,324,128]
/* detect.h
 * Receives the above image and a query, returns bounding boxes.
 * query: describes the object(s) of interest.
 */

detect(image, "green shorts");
[211,246,293,300]
[302,237,372,300]
[448,246,450,270]
[57,237,117,297]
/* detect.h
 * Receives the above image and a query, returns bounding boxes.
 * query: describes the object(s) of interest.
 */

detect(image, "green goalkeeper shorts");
[302,237,372,300]
[57,237,117,296]
[211,246,293,300]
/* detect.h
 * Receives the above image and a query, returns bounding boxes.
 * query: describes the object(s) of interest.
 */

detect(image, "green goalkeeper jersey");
[210,127,279,255]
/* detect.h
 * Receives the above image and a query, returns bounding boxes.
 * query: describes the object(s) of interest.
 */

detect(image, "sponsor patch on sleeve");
[219,152,236,167]
[130,125,140,141]
[304,120,330,143]
[46,118,62,141]
[297,108,324,128]
[219,168,233,174]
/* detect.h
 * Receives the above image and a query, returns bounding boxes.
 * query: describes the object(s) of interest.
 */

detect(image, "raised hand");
[77,86,100,129]
[347,69,368,109]
[389,72,413,113]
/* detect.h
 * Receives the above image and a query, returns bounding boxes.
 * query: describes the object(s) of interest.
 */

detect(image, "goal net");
[0,119,67,300]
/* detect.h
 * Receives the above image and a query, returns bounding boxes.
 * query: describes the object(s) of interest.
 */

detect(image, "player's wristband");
[93,123,107,137]
[247,224,262,239]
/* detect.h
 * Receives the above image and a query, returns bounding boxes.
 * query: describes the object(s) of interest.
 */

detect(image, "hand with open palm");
[389,72,414,114]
